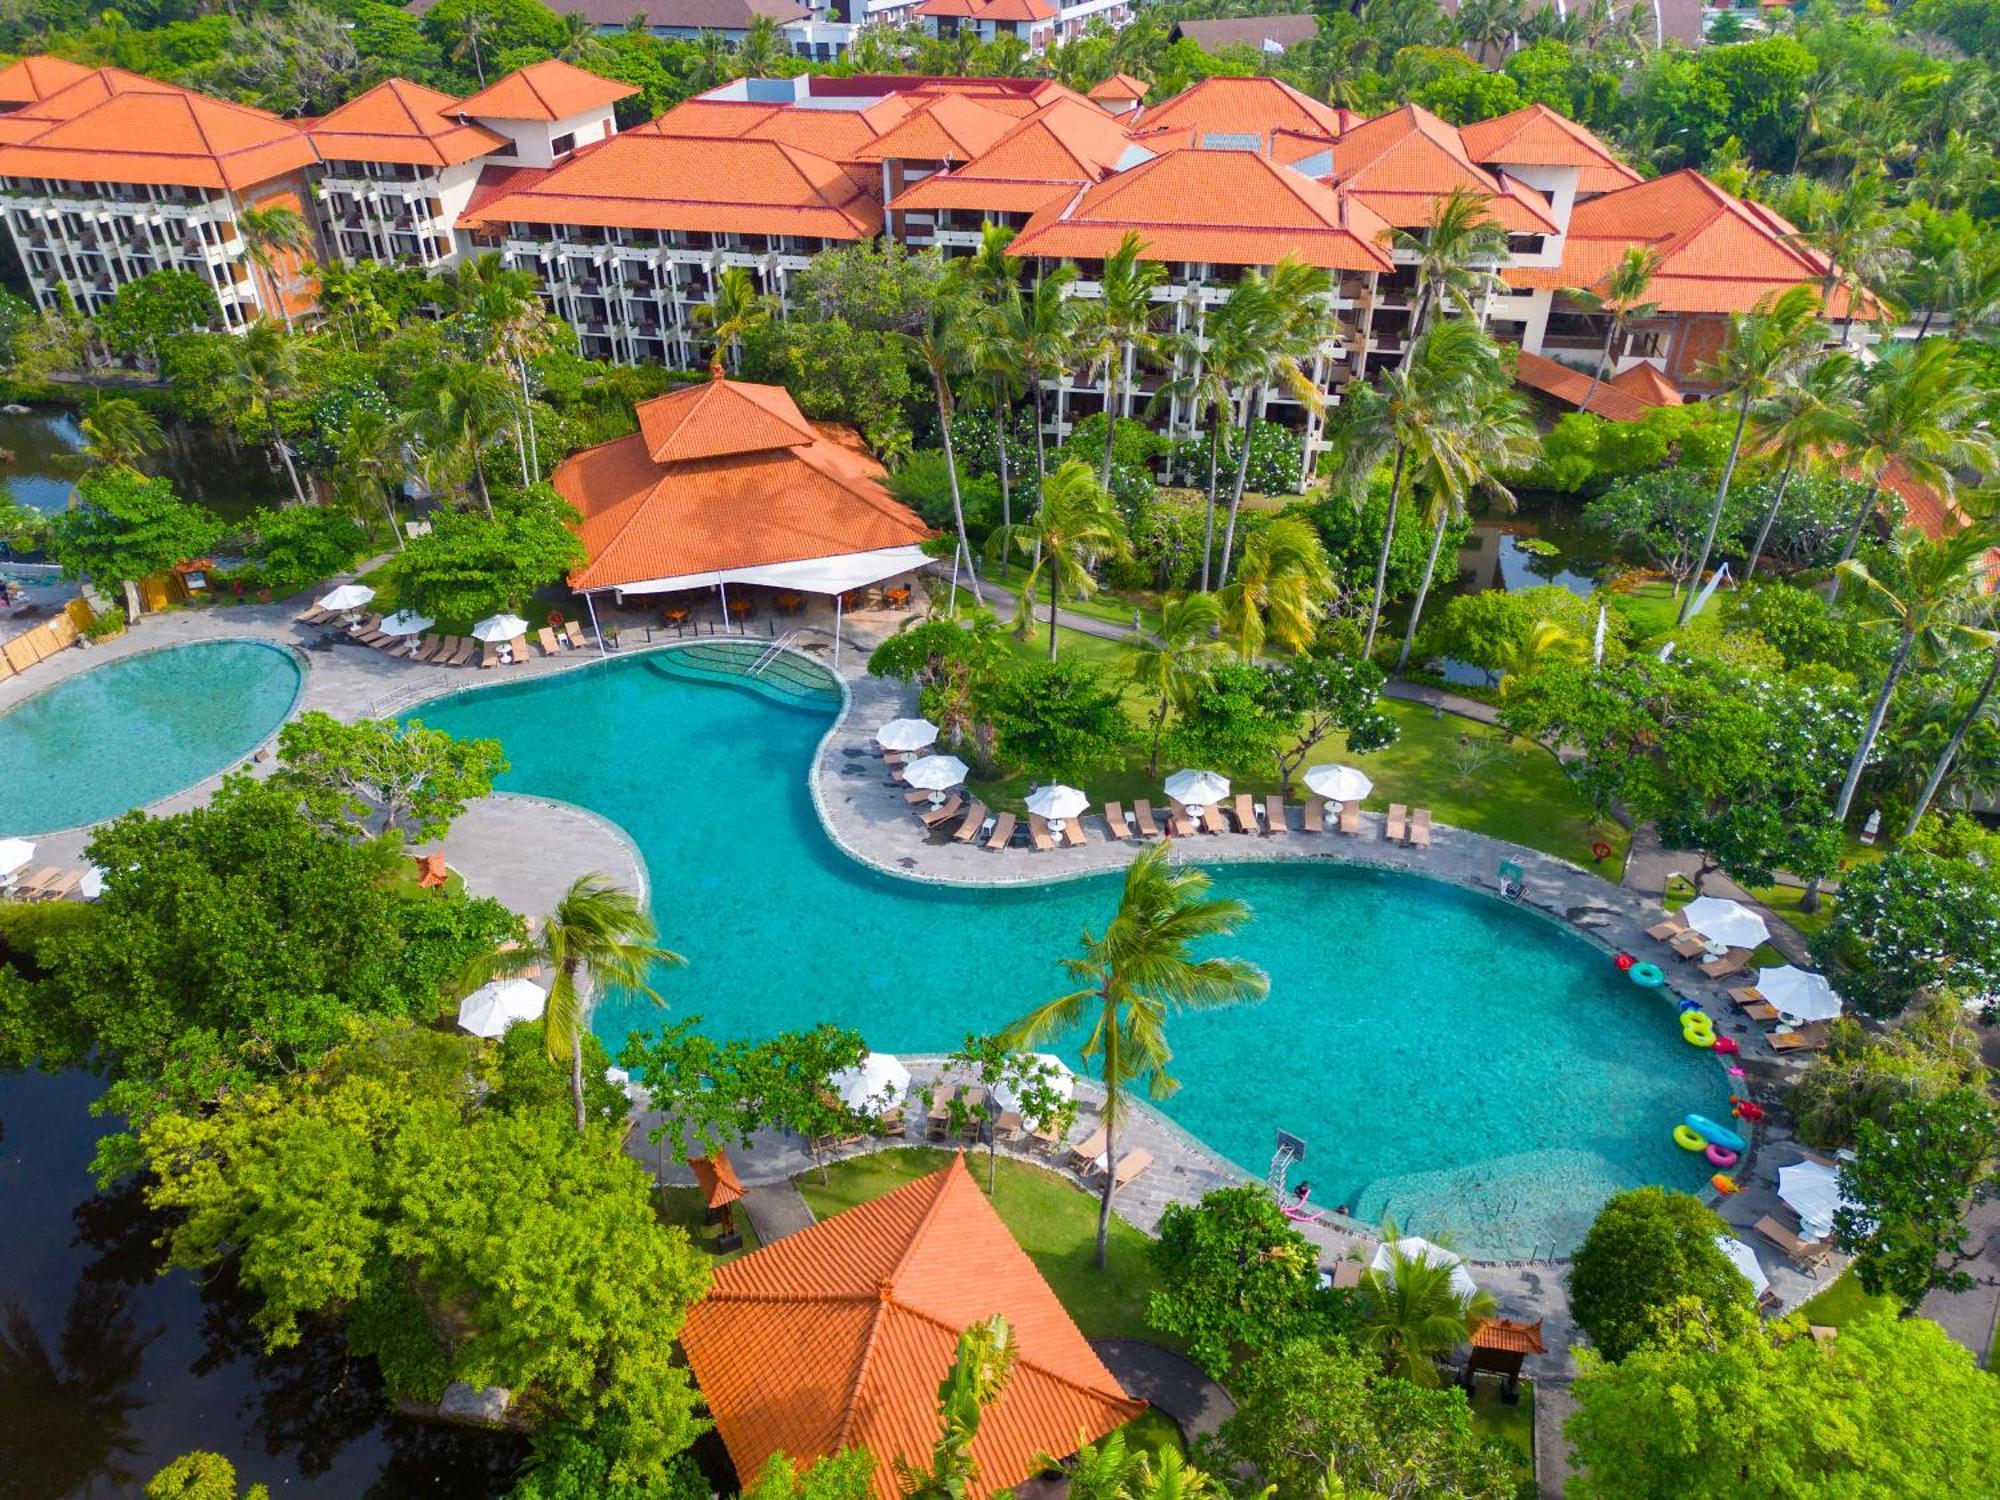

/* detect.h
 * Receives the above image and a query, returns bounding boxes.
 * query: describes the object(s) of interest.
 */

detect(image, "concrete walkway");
[1919,1194,2000,1366]
[1090,1340,1235,1441]
[739,1181,818,1244]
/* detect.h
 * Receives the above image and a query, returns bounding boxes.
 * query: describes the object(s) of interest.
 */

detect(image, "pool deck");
[7,586,1850,1389]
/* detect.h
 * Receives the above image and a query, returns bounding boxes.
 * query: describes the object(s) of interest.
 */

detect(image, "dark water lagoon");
[0,405,286,527]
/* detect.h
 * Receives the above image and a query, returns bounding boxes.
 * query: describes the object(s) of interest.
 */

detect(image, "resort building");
[680,1155,1143,1497]
[1169,13,1321,54]
[550,376,931,655]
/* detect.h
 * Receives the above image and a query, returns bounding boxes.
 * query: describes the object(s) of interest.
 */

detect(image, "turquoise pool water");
[0,639,302,836]
[413,648,1729,1258]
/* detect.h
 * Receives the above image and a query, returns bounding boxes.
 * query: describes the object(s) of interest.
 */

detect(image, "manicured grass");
[1606,579,1706,640]
[1745,882,1838,940]
[1796,1267,1900,1328]
[656,1184,761,1266]
[1118,1406,1186,1460]
[1466,1379,1536,1491]
[794,1147,1165,1343]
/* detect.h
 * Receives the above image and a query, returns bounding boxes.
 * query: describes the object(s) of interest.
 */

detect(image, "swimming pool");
[0,639,303,836]
[413,648,1729,1258]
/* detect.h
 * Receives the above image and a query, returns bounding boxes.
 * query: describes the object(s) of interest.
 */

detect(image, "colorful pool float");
[1706,1144,1740,1167]
[1673,1123,1708,1152]
[1680,1010,1716,1047]
[1684,1113,1746,1150]
[1629,962,1666,988]
[1713,1036,1740,1055]
[1711,1173,1740,1194]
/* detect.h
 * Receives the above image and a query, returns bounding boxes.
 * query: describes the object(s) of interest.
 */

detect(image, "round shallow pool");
[414,649,1730,1258]
[0,639,302,836]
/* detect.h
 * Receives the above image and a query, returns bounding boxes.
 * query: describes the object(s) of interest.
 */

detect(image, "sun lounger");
[563,619,587,650]
[1670,929,1711,960]
[1409,807,1432,849]
[1326,1260,1364,1290]
[1202,805,1229,835]
[1061,818,1088,848]
[1066,1126,1108,1173]
[1646,916,1688,942]
[1104,802,1134,839]
[34,869,83,902]
[1132,800,1162,839]
[348,613,383,638]
[1231,793,1257,833]
[994,1109,1025,1143]
[906,787,937,804]
[411,633,441,661]
[1338,802,1361,836]
[1700,947,1752,980]
[954,801,989,841]
[1264,794,1286,833]
[368,630,403,650]
[926,1084,957,1139]
[1029,813,1056,852]
[986,811,1017,850]
[1770,1022,1829,1053]
[480,642,502,668]
[1109,1148,1154,1194]
[1754,1214,1830,1272]
[507,635,529,664]
[875,1105,905,1137]
[295,605,332,624]
[537,626,565,657]
[8,866,59,899]
[430,636,458,665]
[1385,803,1407,842]
[920,793,963,829]
[1302,798,1324,833]
[445,638,475,667]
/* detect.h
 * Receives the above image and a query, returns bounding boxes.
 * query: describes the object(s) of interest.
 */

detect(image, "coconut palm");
[1905,640,2000,835]
[236,202,314,332]
[1006,262,1080,497]
[964,223,1027,550]
[1563,246,1661,412]
[1351,1234,1498,1387]
[1004,842,1267,1268]
[334,408,409,548]
[404,361,516,518]
[1495,618,1585,695]
[1079,231,1166,492]
[1124,592,1226,773]
[1218,515,1336,661]
[1679,283,1822,625]
[894,1315,1015,1500]
[1833,337,1998,566]
[75,396,161,473]
[1395,373,1536,672]
[1154,277,1268,591]
[447,252,558,485]
[470,875,683,1133]
[230,319,309,505]
[993,458,1128,660]
[691,264,771,381]
[910,269,984,605]
[1390,186,1510,367]
[1793,171,1903,343]
[451,0,495,84]
[1742,349,1864,582]
[1454,0,1529,59]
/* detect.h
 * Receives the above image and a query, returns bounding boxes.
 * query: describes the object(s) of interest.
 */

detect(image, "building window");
[551,132,576,158]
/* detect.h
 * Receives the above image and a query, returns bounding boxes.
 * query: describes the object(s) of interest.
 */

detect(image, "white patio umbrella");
[1304,764,1373,804]
[1368,1237,1481,1303]
[903,754,968,805]
[78,865,106,900]
[1025,784,1089,828]
[831,1051,912,1116]
[0,838,33,880]
[1164,769,1230,809]
[316,583,374,612]
[1778,1159,1857,1240]
[992,1053,1074,1115]
[876,718,939,753]
[471,613,529,642]
[378,609,433,637]
[1756,965,1842,1023]
[456,977,546,1038]
[1714,1234,1770,1298]
[1680,896,1770,950]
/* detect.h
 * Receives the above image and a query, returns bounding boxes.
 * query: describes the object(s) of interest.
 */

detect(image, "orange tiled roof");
[1504,169,1855,316]
[460,132,882,240]
[0,68,316,189]
[680,1155,1142,1499]
[1088,72,1150,103]
[1470,1316,1546,1354]
[890,97,1143,215]
[1135,74,1346,141]
[553,379,930,592]
[309,78,508,168]
[689,1150,745,1209]
[852,92,1021,163]
[1327,103,1555,234]
[1010,146,1394,272]
[1457,104,1640,195]
[1512,349,1656,421]
[0,55,93,110]
[1608,360,1683,407]
[455,59,636,122]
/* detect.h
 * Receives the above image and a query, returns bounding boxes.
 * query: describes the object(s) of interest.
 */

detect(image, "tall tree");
[334,408,410,548]
[964,223,1027,553]
[1005,261,1079,500]
[1678,284,1821,625]
[1218,516,1337,661]
[75,396,162,473]
[1741,349,1863,582]
[994,457,1128,661]
[1155,280,1263,592]
[405,361,516,518]
[1123,592,1226,774]
[1352,1235,1499,1387]
[1905,641,2000,836]
[910,267,984,604]
[1793,170,1902,343]
[692,264,772,381]
[235,202,314,333]
[230,319,309,505]
[1003,843,1268,1268]
[1563,246,1661,413]
[1389,186,1509,369]
[1079,231,1165,492]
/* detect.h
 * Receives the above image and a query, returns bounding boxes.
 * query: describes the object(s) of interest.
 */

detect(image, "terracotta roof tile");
[1327,103,1556,233]
[1172,13,1320,51]
[456,59,636,123]
[636,378,820,463]
[852,93,1020,163]
[690,1150,746,1209]
[1088,72,1149,103]
[679,1156,1141,1498]
[1512,349,1655,420]
[1607,360,1683,406]
[891,97,1142,215]
[1470,1317,1546,1354]
[0,55,93,109]
[309,78,508,168]
[1458,104,1640,195]
[1135,75,1345,141]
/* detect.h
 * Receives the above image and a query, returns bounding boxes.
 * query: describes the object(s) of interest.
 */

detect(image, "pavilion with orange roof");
[680,1154,1143,1497]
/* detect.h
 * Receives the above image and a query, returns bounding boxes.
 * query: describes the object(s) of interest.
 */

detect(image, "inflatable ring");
[1629,962,1666,988]
[1615,951,1637,972]
[1592,840,1613,861]
[1713,1036,1740,1055]
[1706,1144,1740,1168]
[1681,1012,1717,1047]
[1733,1100,1767,1123]
[1674,1123,1709,1152]
[1711,1173,1740,1195]
[1677,999,1703,1014]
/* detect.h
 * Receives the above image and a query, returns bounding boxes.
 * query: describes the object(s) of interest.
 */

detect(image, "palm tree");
[405,361,516,518]
[1495,618,1584,695]
[1007,262,1080,499]
[452,0,495,84]
[1833,338,1998,567]
[1394,373,1535,672]
[1390,186,1509,369]
[1453,0,1528,59]
[1217,256,1334,587]
[1563,246,1661,413]
[471,875,683,1132]
[1154,278,1265,592]
[964,223,1026,552]
[1793,171,1902,344]
[1004,842,1267,1268]
[335,409,409,548]
[994,458,1127,660]
[1123,592,1225,773]
[448,252,559,485]
[1741,350,1863,582]
[1219,515,1337,661]
[1079,231,1165,492]
[235,202,314,332]
[894,1316,1015,1500]
[231,319,309,505]
[911,268,984,604]
[1905,639,2000,836]
[75,396,161,473]
[1351,1234,1497,1387]
[692,264,771,380]
[1679,284,1821,625]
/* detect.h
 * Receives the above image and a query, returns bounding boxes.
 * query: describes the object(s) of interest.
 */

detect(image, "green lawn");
[1744,882,1838,940]
[1606,579,1706,640]
[1796,1268,1900,1328]
[657,1184,761,1266]
[1466,1379,1536,1493]
[1118,1406,1185,1461]
[793,1147,1165,1343]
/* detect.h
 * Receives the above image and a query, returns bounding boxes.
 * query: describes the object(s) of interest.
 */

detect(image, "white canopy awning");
[1368,1237,1480,1302]
[830,1051,911,1116]
[607,545,931,599]
[1714,1234,1770,1298]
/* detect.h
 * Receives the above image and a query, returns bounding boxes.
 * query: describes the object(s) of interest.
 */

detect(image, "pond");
[1435,493,1617,688]
[0,404,288,528]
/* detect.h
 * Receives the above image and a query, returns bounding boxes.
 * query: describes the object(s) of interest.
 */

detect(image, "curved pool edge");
[0,634,309,840]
